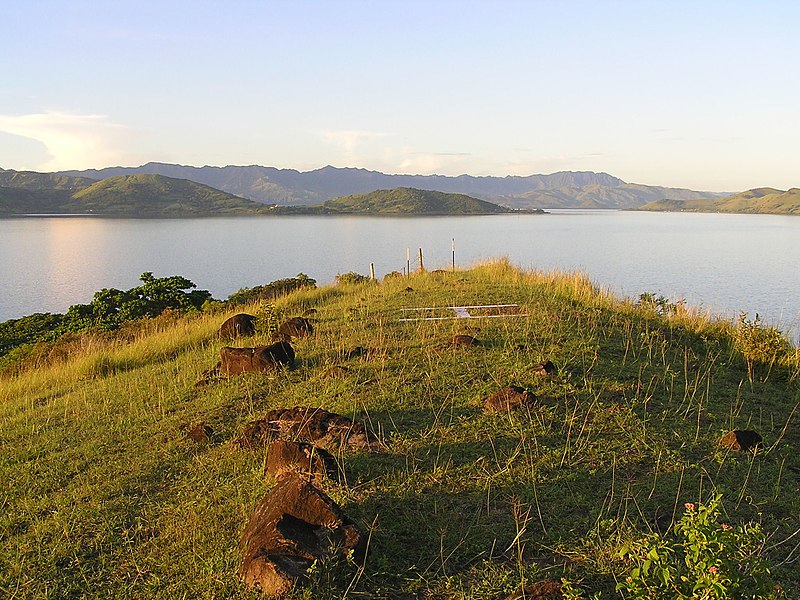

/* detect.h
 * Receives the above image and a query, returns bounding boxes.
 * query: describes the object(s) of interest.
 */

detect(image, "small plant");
[733,312,790,378]
[335,271,371,285]
[637,292,683,316]
[617,494,781,599]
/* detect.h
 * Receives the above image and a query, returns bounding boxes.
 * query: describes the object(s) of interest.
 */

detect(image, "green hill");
[0,173,271,216]
[1,262,798,597]
[638,187,800,215]
[320,187,513,214]
[68,174,271,216]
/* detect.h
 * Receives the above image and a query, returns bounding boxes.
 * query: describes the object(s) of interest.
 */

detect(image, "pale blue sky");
[1,0,798,191]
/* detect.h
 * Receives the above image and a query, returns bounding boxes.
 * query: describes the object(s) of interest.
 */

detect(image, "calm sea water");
[2,210,799,340]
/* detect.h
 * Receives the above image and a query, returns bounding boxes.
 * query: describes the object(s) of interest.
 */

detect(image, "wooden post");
[418,247,424,272]
[406,247,410,277]
[369,263,375,280]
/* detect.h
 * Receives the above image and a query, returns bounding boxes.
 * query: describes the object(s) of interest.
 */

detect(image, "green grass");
[1,260,799,598]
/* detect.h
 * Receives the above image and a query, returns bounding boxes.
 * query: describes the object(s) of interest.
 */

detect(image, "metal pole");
[452,238,455,271]
[406,247,410,277]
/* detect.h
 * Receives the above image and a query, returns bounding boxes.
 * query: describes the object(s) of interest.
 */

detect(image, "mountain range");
[50,162,726,209]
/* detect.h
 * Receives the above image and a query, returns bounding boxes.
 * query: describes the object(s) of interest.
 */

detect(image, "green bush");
[61,272,211,332]
[227,273,316,305]
[734,313,791,372]
[617,495,781,599]
[335,271,371,285]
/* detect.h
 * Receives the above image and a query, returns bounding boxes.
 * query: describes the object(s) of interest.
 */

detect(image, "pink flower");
[684,502,695,510]
[709,566,719,574]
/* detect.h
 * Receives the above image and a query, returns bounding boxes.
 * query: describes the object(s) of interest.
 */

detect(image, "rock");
[720,429,763,452]
[219,313,257,339]
[404,286,414,293]
[451,334,480,347]
[266,440,336,483]
[239,407,375,451]
[533,360,557,376]
[219,341,295,376]
[239,475,363,595]
[277,317,314,339]
[344,346,370,360]
[302,308,317,316]
[505,579,563,600]
[186,423,213,442]
[483,386,536,413]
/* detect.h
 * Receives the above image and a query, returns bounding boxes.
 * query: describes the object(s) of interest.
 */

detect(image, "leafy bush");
[617,495,781,599]
[61,272,211,332]
[335,271,371,285]
[0,273,212,366]
[637,292,683,316]
[734,313,791,373]
[0,312,64,356]
[227,273,316,305]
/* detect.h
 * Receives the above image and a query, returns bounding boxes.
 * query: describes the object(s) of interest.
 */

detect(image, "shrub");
[227,273,316,305]
[335,271,371,285]
[61,272,211,332]
[617,495,781,599]
[733,313,791,374]
[637,292,683,316]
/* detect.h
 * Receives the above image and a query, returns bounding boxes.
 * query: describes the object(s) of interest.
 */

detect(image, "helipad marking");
[399,303,528,322]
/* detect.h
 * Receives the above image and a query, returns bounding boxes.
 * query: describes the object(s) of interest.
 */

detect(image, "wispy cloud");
[320,130,385,155]
[0,111,132,170]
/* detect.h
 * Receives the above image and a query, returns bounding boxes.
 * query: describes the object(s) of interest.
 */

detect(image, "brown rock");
[720,429,763,452]
[219,341,295,376]
[239,406,375,452]
[533,360,557,376]
[506,579,563,600]
[451,334,480,347]
[266,440,336,483]
[483,386,536,413]
[302,308,317,317]
[186,423,213,442]
[219,313,257,339]
[239,475,363,595]
[277,317,314,339]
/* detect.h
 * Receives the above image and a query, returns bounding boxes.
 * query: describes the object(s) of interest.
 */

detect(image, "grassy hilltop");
[638,187,800,215]
[1,262,799,598]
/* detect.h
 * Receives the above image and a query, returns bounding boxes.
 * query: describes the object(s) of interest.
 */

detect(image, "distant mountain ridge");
[52,162,726,209]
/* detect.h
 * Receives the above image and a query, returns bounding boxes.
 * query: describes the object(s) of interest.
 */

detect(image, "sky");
[1,0,798,192]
